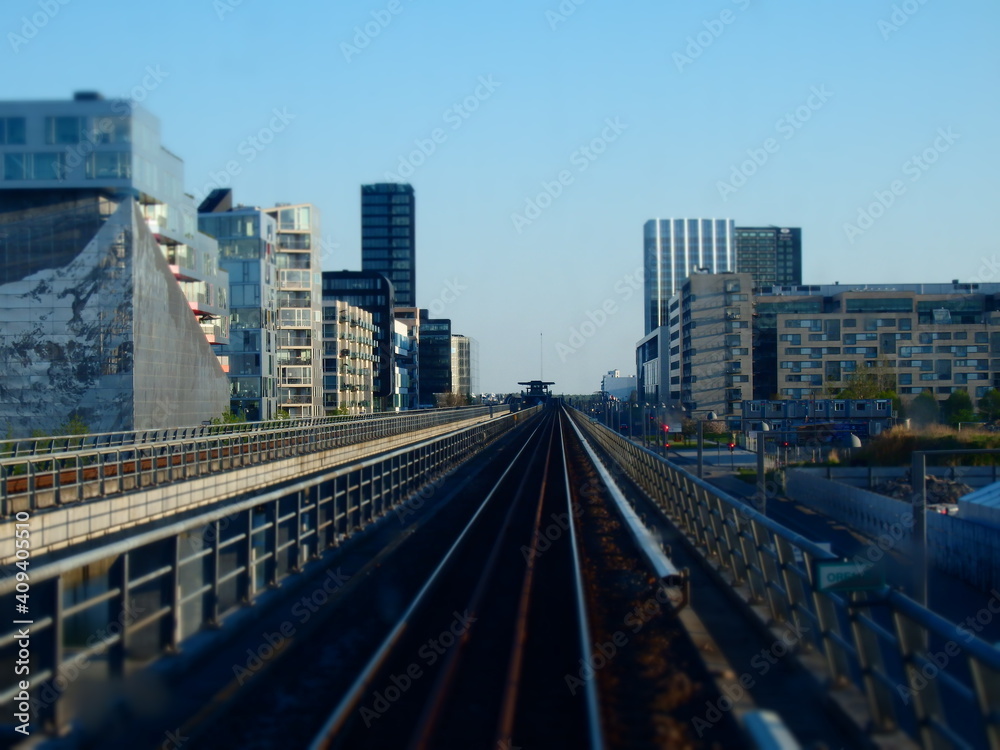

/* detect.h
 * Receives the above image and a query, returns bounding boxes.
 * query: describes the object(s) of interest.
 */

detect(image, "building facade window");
[45,116,86,144]
[0,117,26,144]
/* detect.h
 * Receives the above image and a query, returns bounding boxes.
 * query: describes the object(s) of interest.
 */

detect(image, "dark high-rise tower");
[361,183,415,307]
[734,226,802,290]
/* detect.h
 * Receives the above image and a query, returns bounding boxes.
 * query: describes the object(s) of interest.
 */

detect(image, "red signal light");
[728,442,735,451]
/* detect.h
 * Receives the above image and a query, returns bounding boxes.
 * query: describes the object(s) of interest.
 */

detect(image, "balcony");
[278,394,313,405]
[278,334,313,348]
[727,389,743,402]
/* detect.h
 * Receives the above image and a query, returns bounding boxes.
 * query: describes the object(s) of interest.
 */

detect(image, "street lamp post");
[697,410,718,479]
[756,421,770,513]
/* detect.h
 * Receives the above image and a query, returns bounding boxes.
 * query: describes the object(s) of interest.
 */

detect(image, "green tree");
[978,389,1000,422]
[211,409,246,425]
[941,390,975,427]
[60,414,90,435]
[909,389,940,427]
[836,358,896,399]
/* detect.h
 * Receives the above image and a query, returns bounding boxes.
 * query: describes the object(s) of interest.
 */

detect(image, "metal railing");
[570,409,1000,750]
[0,405,541,734]
[0,406,488,460]
[0,406,509,517]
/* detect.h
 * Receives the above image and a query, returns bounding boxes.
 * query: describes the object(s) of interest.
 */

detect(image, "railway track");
[171,405,747,749]
[311,407,601,749]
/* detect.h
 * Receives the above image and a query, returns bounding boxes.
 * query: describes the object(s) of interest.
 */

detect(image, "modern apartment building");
[264,203,323,418]
[199,190,279,421]
[395,308,451,406]
[601,370,636,401]
[450,335,479,398]
[658,275,1000,426]
[362,183,415,307]
[0,92,229,434]
[643,218,734,334]
[321,270,395,411]
[734,226,802,289]
[419,317,452,405]
[675,272,755,425]
[320,300,376,414]
[755,281,1000,401]
[393,318,418,411]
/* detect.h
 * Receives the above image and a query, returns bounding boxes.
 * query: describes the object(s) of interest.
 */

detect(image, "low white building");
[601,369,636,401]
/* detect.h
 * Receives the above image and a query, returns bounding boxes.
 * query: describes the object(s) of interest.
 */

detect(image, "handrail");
[0,406,510,517]
[0,405,493,459]
[568,407,1000,750]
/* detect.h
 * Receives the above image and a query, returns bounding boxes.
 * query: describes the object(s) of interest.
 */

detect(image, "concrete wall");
[787,469,1000,593]
[792,465,1000,490]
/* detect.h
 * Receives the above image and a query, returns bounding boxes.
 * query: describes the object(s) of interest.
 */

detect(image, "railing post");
[38,576,64,732]
[164,536,181,652]
[757,435,767,516]
[911,451,927,607]
[209,520,221,627]
[242,508,254,603]
[110,552,128,675]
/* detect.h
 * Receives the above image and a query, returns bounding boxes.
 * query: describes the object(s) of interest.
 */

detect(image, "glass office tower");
[361,183,415,308]
[643,218,734,334]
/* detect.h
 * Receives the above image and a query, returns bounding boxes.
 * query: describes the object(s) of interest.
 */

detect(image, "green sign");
[814,560,885,592]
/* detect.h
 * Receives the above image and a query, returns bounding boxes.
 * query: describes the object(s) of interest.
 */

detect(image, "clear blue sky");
[5,0,998,393]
